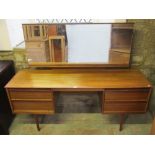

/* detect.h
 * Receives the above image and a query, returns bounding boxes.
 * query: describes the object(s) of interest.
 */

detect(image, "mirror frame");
[23,23,134,69]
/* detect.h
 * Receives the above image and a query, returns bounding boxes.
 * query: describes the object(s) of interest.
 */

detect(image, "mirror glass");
[23,23,133,66]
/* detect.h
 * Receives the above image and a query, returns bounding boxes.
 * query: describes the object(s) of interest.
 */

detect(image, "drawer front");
[103,101,147,113]
[12,100,54,114]
[105,89,150,101]
[9,89,53,101]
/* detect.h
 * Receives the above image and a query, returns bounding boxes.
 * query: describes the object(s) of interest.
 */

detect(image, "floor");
[9,113,152,135]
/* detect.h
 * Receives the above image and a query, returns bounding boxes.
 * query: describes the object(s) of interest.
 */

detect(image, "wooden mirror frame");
[23,23,134,69]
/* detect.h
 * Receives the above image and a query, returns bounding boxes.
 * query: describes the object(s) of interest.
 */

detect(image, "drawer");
[105,89,150,101]
[12,100,54,114]
[103,101,147,113]
[9,89,53,101]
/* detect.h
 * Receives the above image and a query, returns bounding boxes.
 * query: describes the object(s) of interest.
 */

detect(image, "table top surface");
[5,69,152,89]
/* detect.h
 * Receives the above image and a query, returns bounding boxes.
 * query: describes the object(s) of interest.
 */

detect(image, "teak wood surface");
[5,68,152,131]
[5,69,151,89]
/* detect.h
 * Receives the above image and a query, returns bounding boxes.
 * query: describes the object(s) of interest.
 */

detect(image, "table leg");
[119,114,127,131]
[34,115,40,131]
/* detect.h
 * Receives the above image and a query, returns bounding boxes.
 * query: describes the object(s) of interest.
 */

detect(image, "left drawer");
[8,89,53,101]
[12,100,53,114]
[6,88,54,114]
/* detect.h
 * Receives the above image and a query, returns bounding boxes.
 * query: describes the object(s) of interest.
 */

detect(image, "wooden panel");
[23,24,48,41]
[109,50,130,64]
[5,69,152,89]
[26,51,49,62]
[103,101,147,113]
[12,100,54,114]
[28,62,130,68]
[48,25,57,36]
[49,36,66,62]
[9,89,53,101]
[112,23,134,29]
[105,89,150,101]
[26,40,50,62]
[111,29,133,49]
[26,42,44,49]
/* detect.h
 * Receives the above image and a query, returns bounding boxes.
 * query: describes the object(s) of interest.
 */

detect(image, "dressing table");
[5,23,152,132]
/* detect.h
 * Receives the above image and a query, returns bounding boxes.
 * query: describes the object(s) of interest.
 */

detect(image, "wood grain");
[9,88,53,100]
[5,69,152,89]
[12,100,53,112]
[5,69,152,123]
[105,89,150,101]
[103,102,147,113]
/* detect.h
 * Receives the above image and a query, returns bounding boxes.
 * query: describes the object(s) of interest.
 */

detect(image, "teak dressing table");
[5,23,153,132]
[5,69,152,131]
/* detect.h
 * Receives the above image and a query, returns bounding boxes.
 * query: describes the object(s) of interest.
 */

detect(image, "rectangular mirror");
[23,23,134,68]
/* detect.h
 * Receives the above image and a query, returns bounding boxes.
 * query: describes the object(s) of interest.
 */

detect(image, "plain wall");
[0,19,12,50]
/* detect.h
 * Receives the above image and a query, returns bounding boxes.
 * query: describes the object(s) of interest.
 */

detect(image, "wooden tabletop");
[5,69,152,89]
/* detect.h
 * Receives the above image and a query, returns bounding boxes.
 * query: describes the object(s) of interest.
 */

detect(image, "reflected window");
[66,24,111,63]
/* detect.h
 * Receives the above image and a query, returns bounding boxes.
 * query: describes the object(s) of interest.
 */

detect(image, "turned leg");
[119,113,128,131]
[34,115,40,131]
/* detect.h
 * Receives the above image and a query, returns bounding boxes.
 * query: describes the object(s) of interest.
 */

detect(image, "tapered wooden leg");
[34,115,40,131]
[119,114,127,131]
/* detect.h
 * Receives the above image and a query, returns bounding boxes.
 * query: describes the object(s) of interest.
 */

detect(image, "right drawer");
[105,89,150,101]
[103,88,151,113]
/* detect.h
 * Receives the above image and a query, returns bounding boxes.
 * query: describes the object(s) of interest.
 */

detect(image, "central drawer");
[9,88,53,101]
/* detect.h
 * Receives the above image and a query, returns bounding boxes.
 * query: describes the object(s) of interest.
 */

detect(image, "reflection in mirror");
[33,26,40,36]
[23,23,133,66]
[66,24,111,63]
